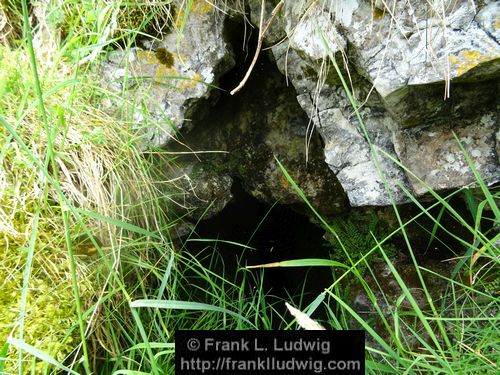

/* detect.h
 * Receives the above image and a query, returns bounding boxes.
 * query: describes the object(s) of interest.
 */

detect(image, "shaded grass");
[271,157,498,373]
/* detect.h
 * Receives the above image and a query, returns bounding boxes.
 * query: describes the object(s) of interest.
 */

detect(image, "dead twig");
[230,0,284,95]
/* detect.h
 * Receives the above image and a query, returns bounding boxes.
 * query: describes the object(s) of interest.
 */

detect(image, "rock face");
[100,1,234,147]
[101,0,498,214]
[258,0,500,206]
[169,52,349,219]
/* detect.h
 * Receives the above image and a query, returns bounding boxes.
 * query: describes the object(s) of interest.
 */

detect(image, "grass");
[0,0,498,374]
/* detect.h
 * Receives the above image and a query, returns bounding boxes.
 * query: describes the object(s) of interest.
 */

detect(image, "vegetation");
[0,0,498,374]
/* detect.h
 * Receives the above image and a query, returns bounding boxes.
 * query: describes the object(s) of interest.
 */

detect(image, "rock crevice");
[100,0,499,216]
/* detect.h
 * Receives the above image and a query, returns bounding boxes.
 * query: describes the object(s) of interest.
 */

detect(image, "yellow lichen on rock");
[449,50,496,76]
[133,48,203,91]
[191,0,213,14]
[175,0,213,28]
[155,64,178,81]
[133,49,179,83]
[135,49,158,65]
[181,72,202,88]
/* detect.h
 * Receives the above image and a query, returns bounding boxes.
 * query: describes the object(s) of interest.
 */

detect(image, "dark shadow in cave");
[180,179,333,327]
[170,14,342,327]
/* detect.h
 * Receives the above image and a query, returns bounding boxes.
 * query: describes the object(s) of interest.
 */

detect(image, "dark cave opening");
[169,15,340,326]
[166,14,499,330]
[180,179,333,326]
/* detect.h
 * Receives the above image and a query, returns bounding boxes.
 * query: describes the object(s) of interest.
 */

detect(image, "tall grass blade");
[17,210,39,374]
[7,338,79,375]
[452,132,499,222]
[130,308,159,375]
[62,208,90,373]
[246,258,349,269]
[0,342,8,373]
[130,300,254,327]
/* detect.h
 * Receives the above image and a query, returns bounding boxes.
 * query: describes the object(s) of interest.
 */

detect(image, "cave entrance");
[170,14,340,327]
[181,179,333,327]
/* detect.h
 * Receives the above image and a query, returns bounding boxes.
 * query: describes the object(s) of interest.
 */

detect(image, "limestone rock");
[476,2,500,44]
[168,53,349,218]
[252,0,500,206]
[172,164,234,220]
[100,1,234,147]
[100,0,499,210]
[394,112,499,195]
[271,42,411,206]
[247,0,287,45]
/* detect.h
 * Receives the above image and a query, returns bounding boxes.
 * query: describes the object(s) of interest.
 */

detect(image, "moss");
[373,7,385,21]
[301,64,318,81]
[0,46,27,102]
[0,225,94,374]
[155,47,175,67]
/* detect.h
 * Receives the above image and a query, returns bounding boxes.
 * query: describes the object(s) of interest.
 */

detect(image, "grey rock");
[100,2,234,147]
[476,2,500,43]
[173,164,234,220]
[247,0,287,45]
[257,0,500,206]
[100,0,499,210]
[393,112,500,195]
[271,42,411,206]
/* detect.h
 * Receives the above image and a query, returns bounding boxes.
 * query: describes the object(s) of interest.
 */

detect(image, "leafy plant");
[324,209,397,265]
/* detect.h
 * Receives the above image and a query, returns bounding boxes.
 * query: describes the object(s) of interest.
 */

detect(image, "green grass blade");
[376,242,450,365]
[125,343,175,352]
[17,210,39,374]
[130,300,254,327]
[452,131,499,222]
[130,308,159,375]
[61,208,90,373]
[176,0,193,52]
[425,203,447,251]
[246,258,349,269]
[7,338,79,375]
[157,248,175,299]
[186,238,256,250]
[324,290,401,365]
[77,208,162,240]
[0,341,9,373]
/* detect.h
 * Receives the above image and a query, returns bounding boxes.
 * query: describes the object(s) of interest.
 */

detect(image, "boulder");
[100,0,499,213]
[100,0,234,147]
[256,0,500,205]
[168,52,349,219]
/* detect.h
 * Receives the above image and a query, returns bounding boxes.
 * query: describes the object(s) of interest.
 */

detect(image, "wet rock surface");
[168,46,349,219]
